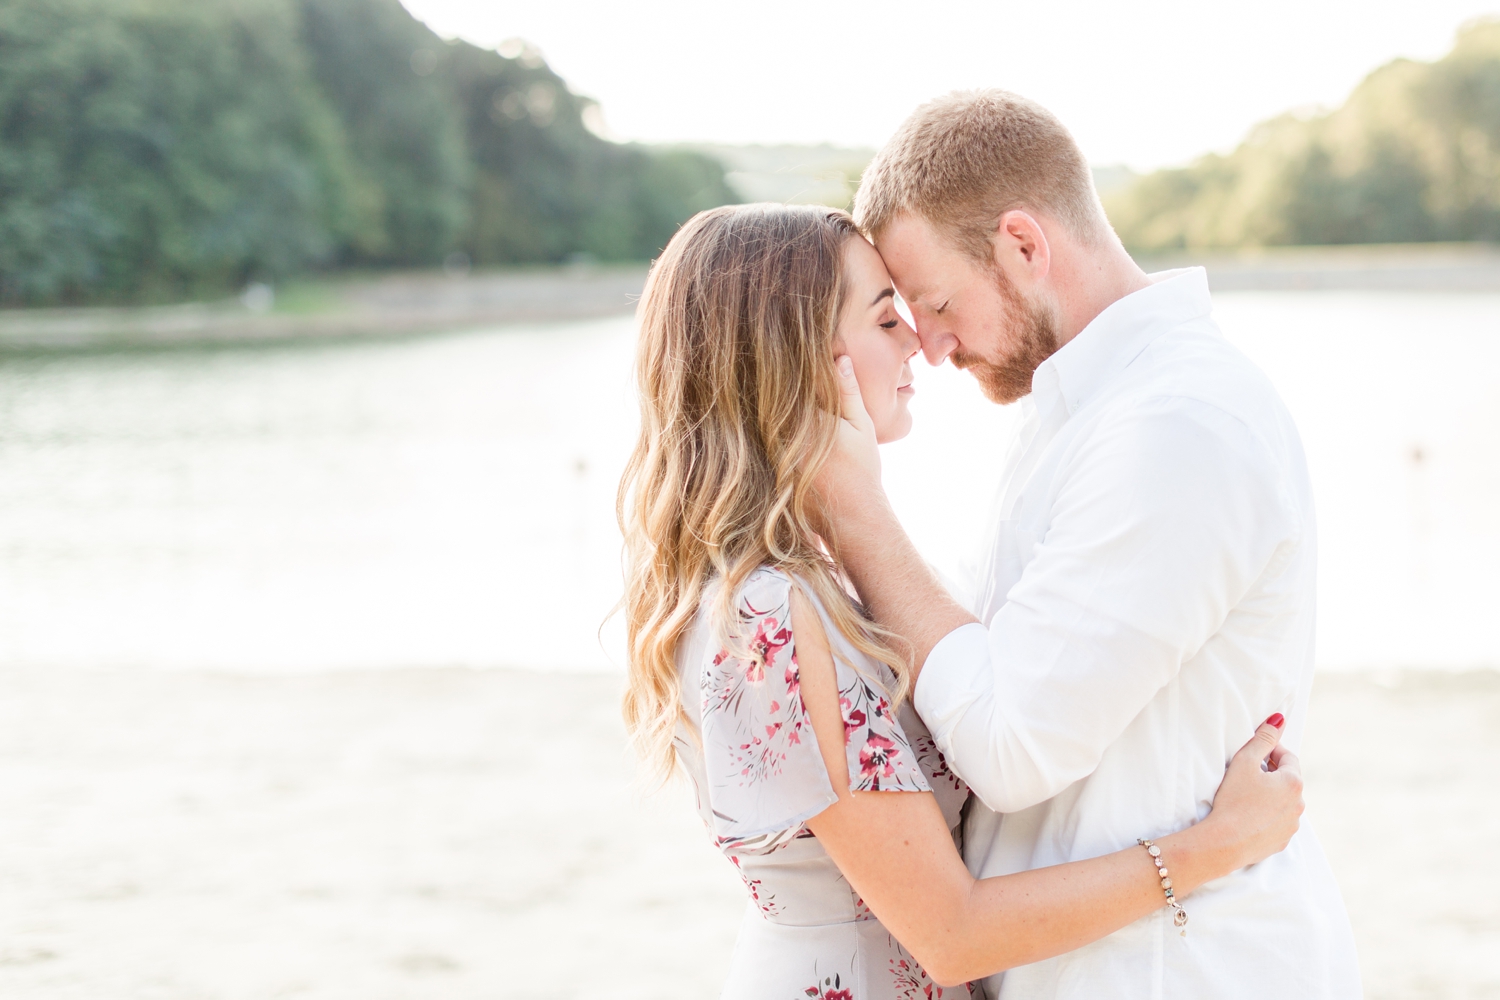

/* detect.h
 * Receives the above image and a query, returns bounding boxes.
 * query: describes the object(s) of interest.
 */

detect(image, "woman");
[618,204,1303,997]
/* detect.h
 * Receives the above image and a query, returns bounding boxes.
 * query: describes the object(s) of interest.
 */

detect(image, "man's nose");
[916,327,956,366]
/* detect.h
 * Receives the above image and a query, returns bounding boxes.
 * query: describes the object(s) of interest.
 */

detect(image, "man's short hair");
[854,90,1108,260]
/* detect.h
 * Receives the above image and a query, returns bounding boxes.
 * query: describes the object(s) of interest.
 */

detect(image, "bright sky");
[401,0,1500,170]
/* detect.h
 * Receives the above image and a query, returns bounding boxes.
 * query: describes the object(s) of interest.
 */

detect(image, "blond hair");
[855,89,1108,260]
[618,204,909,782]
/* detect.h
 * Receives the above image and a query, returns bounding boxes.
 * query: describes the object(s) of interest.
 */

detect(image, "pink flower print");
[915,733,967,794]
[784,652,801,697]
[841,696,867,741]
[727,854,780,915]
[859,733,899,781]
[891,955,966,998]
[825,991,853,1000]
[746,614,792,680]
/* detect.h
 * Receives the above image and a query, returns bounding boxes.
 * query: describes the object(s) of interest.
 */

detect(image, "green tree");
[1106,19,1500,250]
[0,0,738,304]
[439,38,736,264]
[297,0,469,264]
[0,0,373,303]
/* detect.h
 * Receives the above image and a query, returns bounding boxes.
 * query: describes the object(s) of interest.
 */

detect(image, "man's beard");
[951,272,1060,405]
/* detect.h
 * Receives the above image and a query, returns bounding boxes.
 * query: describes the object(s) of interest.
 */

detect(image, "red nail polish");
[1265,713,1285,729]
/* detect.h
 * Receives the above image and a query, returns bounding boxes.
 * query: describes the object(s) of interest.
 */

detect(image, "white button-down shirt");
[915,269,1361,1000]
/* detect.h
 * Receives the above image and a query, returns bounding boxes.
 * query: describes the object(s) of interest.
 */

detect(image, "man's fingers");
[836,355,856,385]
[834,355,874,433]
[836,355,860,407]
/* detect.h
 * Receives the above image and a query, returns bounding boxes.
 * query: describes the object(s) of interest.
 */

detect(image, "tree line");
[0,0,737,305]
[1106,20,1500,251]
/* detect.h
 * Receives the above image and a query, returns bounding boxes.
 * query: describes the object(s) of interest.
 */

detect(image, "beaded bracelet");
[1139,839,1188,932]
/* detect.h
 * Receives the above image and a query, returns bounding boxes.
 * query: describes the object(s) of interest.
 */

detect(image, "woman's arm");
[791,587,1303,989]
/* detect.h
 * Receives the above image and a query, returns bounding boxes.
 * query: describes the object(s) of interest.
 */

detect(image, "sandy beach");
[0,666,1494,999]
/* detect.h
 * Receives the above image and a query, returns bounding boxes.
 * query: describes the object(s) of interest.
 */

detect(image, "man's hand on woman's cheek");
[815,356,887,525]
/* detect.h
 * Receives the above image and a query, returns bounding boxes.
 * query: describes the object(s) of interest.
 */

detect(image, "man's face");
[876,213,1059,404]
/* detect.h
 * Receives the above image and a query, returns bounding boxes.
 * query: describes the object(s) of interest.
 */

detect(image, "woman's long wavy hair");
[618,203,909,782]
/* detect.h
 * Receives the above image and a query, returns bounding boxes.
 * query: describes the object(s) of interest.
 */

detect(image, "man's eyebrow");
[870,287,895,306]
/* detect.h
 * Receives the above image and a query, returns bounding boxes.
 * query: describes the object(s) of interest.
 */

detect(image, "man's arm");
[820,361,1299,814]
[916,396,1297,812]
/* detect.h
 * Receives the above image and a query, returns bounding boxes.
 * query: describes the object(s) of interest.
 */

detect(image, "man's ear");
[991,209,1052,284]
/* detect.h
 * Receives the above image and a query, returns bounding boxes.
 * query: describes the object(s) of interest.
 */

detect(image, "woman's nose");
[900,319,920,356]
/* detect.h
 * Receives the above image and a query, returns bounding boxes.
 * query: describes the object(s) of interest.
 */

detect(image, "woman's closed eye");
[880,318,899,330]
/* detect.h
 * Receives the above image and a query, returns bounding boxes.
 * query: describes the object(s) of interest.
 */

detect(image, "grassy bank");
[0,263,649,350]
[5,242,1500,351]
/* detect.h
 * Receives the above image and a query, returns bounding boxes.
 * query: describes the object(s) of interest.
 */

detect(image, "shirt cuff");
[913,621,992,734]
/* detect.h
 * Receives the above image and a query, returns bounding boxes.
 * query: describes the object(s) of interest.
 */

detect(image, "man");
[819,90,1362,998]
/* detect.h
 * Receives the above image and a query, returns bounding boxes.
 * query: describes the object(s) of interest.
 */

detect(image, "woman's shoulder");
[731,563,794,610]
[679,564,796,691]
[696,564,799,637]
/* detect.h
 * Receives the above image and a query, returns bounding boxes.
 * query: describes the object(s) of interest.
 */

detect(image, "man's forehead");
[874,214,943,301]
[883,259,936,305]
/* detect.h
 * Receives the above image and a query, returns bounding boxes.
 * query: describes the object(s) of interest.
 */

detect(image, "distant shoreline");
[4,244,1500,350]
[0,263,650,351]
[1138,241,1500,292]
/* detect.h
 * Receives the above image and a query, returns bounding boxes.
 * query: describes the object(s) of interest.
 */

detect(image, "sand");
[0,666,1495,1000]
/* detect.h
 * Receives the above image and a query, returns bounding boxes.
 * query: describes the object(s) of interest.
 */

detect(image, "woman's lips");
[896,381,914,394]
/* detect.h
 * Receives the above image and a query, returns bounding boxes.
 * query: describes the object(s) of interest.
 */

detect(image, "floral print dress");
[674,566,973,1000]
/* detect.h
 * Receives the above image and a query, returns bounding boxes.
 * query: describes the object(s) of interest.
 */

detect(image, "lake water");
[1,290,1496,673]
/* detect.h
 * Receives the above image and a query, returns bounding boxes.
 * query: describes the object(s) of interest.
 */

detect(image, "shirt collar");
[1031,267,1212,418]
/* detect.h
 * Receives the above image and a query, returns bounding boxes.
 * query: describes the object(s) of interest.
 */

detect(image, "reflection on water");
[0,292,1496,673]
[0,320,637,672]
[1214,292,1500,669]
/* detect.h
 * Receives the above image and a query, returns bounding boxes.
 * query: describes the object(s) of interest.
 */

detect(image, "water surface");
[1,292,1495,672]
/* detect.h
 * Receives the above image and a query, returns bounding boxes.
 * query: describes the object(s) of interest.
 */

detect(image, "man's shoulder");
[1069,323,1311,519]
[1100,321,1289,437]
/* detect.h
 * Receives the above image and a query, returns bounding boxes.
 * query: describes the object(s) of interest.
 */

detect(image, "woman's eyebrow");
[870,287,895,307]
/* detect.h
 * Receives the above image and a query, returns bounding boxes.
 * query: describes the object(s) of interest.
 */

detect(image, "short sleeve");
[698,568,836,855]
[778,572,932,795]
[833,653,931,796]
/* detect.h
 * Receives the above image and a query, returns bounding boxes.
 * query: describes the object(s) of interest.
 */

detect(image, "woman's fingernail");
[1265,713,1285,729]
[837,356,853,376]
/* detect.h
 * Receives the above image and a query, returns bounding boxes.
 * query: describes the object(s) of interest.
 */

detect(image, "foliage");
[298,0,468,265]
[439,39,736,266]
[1106,20,1500,250]
[0,0,373,302]
[0,0,736,305]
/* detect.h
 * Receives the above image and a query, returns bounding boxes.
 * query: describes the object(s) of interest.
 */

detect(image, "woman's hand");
[1199,716,1305,871]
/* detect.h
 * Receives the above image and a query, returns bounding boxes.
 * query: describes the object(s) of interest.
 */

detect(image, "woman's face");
[835,237,921,444]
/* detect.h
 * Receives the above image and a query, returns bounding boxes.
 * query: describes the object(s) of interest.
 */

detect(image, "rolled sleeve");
[914,396,1299,814]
